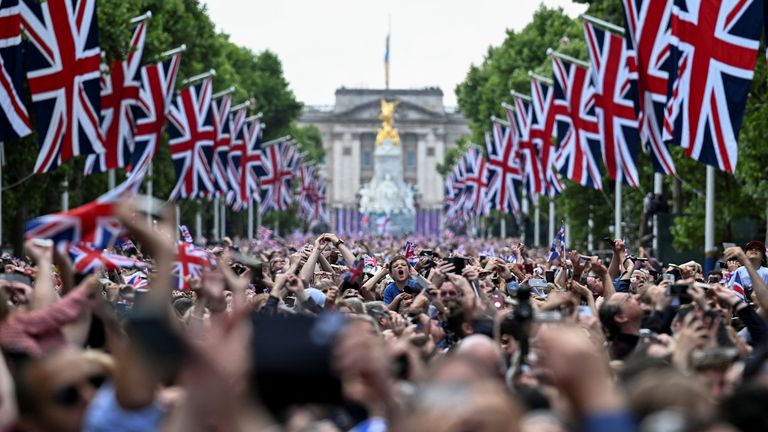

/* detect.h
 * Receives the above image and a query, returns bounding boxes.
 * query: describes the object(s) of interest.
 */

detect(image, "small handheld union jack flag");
[364,255,377,268]
[172,242,213,291]
[548,224,567,262]
[730,271,746,301]
[69,243,146,274]
[125,271,149,289]
[178,225,193,243]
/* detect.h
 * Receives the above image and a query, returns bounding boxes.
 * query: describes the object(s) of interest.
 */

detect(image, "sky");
[201,1,587,108]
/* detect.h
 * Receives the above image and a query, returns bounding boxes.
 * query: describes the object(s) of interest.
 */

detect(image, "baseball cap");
[745,240,765,253]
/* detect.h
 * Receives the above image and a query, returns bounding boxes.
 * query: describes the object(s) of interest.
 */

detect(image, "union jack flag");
[548,224,567,262]
[529,79,564,196]
[167,79,216,200]
[260,140,296,213]
[462,147,489,216]
[68,242,145,274]
[552,56,604,190]
[403,240,417,265]
[125,270,148,289]
[237,117,263,210]
[225,105,248,208]
[297,166,327,222]
[663,0,761,173]
[622,0,678,175]
[298,165,315,219]
[484,122,521,215]
[128,52,181,172]
[179,224,193,243]
[24,159,149,248]
[21,0,105,173]
[84,18,147,174]
[211,92,232,198]
[0,0,31,141]
[444,158,467,221]
[509,95,544,197]
[364,254,377,268]
[172,242,213,291]
[584,20,641,187]
[730,270,746,300]
[310,175,328,222]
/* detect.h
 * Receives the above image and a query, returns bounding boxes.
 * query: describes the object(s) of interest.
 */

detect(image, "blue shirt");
[83,383,164,431]
[383,279,419,304]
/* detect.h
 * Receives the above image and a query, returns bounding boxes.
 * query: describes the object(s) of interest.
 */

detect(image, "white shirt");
[728,265,768,291]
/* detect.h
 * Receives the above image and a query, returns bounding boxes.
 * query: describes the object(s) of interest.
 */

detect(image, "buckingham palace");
[298,87,470,235]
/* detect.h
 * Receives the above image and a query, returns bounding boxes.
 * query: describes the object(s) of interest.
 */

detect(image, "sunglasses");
[51,374,106,407]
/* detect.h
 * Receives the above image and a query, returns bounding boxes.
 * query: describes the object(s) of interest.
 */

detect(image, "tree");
[2,0,305,248]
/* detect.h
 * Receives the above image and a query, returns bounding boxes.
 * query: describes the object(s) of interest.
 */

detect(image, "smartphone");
[231,253,264,287]
[707,275,721,284]
[603,237,616,247]
[283,296,296,308]
[722,242,737,250]
[545,270,555,284]
[419,249,434,257]
[667,284,693,304]
[529,278,547,288]
[449,256,467,274]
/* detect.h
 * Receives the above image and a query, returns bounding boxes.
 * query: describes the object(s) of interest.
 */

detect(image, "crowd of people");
[0,198,767,431]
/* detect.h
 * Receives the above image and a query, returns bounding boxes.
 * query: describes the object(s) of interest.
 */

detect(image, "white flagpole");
[220,200,226,239]
[653,173,662,255]
[534,197,541,246]
[146,163,153,225]
[705,166,716,271]
[195,210,202,244]
[615,177,623,240]
[107,170,116,191]
[61,179,69,212]
[548,199,555,242]
[213,199,219,241]
[248,205,254,240]
[500,217,506,239]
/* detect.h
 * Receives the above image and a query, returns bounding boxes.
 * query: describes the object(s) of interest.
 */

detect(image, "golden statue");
[375,98,400,146]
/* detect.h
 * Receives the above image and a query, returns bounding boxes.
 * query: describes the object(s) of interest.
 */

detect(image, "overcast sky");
[201,1,587,108]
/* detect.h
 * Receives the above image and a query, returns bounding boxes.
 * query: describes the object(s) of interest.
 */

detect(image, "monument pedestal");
[358,139,415,235]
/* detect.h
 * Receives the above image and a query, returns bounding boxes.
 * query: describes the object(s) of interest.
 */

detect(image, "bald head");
[456,334,503,376]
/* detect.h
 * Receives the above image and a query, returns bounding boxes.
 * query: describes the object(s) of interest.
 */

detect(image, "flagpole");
[580,14,625,35]
[704,165,716,273]
[500,217,506,239]
[107,170,115,191]
[213,199,219,241]
[528,71,554,86]
[546,48,590,68]
[220,200,226,240]
[548,199,555,243]
[653,173,662,256]
[520,187,529,243]
[615,177,623,240]
[175,205,181,241]
[588,214,594,252]
[534,196,540,247]
[181,69,216,86]
[146,163,153,225]
[248,205,254,240]
[195,210,202,243]
[160,44,187,59]
[61,178,69,212]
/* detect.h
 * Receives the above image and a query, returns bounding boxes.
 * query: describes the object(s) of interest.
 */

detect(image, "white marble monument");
[358,99,415,233]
